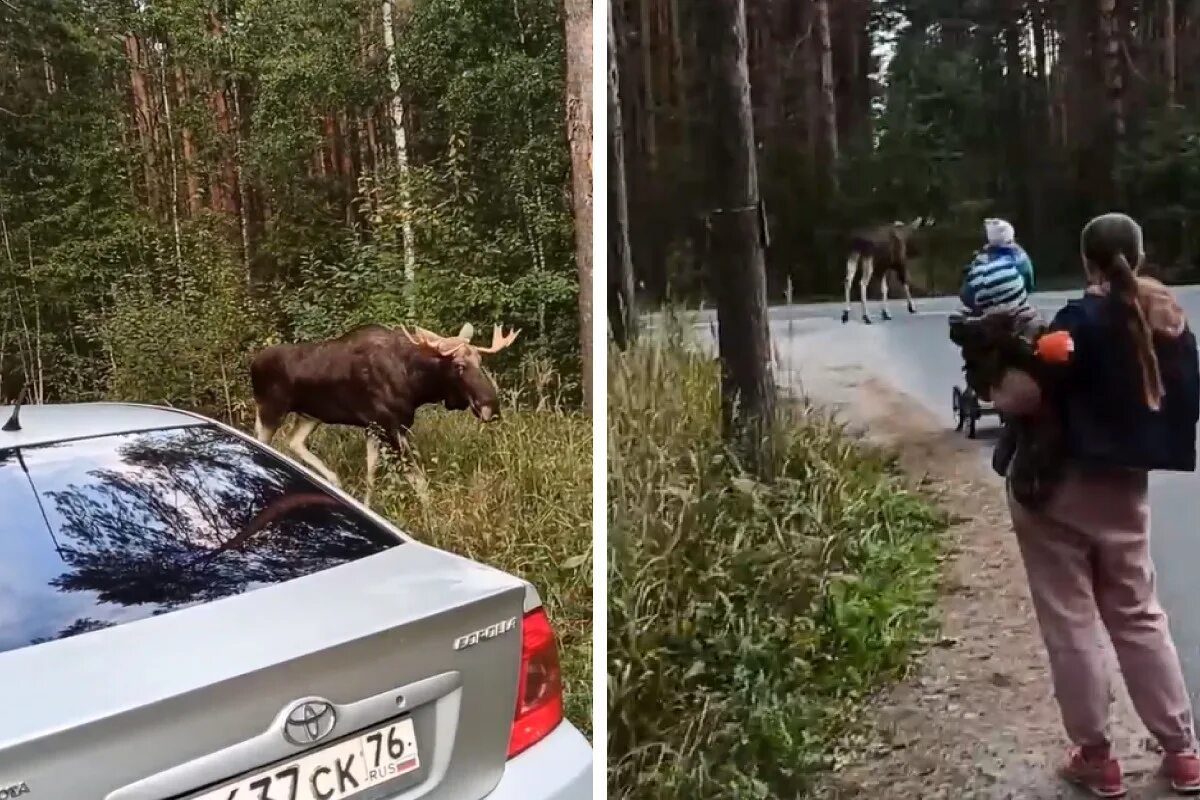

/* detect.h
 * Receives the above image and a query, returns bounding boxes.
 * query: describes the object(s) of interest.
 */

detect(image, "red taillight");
[506,607,564,758]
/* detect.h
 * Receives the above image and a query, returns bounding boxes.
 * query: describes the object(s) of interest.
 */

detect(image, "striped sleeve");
[965,255,1028,311]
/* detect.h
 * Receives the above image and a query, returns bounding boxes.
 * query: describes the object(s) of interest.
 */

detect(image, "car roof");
[0,402,208,450]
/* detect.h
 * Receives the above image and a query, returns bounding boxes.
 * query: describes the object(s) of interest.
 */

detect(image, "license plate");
[192,718,420,800]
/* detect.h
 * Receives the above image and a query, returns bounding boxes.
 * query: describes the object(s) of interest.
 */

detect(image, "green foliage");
[1121,107,1200,275]
[607,335,947,798]
[99,222,272,419]
[0,0,580,407]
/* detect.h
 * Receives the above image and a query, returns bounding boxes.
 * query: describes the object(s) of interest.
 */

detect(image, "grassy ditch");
[607,337,947,798]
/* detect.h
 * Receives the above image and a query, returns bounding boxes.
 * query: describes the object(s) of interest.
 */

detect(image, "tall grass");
[300,380,592,735]
[607,336,947,798]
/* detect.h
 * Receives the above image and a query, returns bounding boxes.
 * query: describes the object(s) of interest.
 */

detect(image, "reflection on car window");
[0,425,400,653]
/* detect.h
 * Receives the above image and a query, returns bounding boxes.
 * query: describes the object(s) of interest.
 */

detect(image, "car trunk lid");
[0,543,526,800]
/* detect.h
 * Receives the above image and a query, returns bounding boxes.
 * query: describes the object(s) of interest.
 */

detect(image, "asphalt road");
[691,286,1200,717]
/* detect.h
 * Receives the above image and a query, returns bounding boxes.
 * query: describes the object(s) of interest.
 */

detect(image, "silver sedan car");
[0,402,592,800]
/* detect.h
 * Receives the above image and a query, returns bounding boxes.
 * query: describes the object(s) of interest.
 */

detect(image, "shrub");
[97,224,272,421]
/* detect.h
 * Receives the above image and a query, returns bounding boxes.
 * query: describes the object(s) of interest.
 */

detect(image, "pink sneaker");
[1162,751,1200,795]
[1060,747,1127,798]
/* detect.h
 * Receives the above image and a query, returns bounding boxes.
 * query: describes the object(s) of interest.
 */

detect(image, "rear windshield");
[0,424,400,654]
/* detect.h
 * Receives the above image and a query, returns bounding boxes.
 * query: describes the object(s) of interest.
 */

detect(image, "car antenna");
[2,385,29,432]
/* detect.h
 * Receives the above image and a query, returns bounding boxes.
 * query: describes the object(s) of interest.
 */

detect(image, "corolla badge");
[453,616,518,651]
[282,700,338,745]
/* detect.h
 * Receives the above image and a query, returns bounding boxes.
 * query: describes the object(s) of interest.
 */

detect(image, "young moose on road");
[250,322,519,506]
[842,217,931,324]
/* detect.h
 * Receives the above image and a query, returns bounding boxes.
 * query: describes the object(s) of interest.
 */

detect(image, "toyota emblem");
[282,700,337,745]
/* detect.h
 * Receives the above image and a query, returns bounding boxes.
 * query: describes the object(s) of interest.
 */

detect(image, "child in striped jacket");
[961,218,1036,316]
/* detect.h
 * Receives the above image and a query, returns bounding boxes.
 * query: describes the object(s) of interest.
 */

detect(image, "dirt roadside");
[801,368,1174,800]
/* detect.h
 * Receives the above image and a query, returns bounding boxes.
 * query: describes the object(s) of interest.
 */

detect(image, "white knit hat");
[985,218,1015,246]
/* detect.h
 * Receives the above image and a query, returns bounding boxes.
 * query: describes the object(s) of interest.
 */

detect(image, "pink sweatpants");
[1008,467,1196,754]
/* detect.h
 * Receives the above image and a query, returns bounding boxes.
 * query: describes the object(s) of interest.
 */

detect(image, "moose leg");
[859,256,875,324]
[363,434,380,507]
[286,417,342,488]
[388,429,412,460]
[880,271,892,321]
[254,405,282,444]
[362,427,411,507]
[896,262,916,313]
[254,413,276,444]
[841,255,858,323]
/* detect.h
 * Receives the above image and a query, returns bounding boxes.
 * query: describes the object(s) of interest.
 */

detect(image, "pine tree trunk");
[209,80,234,213]
[615,0,655,300]
[1031,0,1050,138]
[1004,1,1029,235]
[124,35,159,212]
[637,0,658,167]
[609,0,638,349]
[801,3,820,164]
[1166,0,1177,106]
[815,0,839,192]
[175,67,203,216]
[833,0,871,148]
[695,0,776,473]
[564,0,593,413]
[1097,0,1125,204]
[322,115,338,176]
[382,0,418,307]
[207,12,239,219]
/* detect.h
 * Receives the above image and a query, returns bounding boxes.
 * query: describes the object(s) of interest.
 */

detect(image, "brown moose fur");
[843,218,930,324]
[250,323,515,506]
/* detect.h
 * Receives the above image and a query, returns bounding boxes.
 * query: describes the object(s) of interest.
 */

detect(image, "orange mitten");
[1035,330,1074,364]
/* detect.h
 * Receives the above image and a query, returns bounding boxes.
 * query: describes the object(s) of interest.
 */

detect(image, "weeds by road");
[295,400,593,736]
[607,337,947,798]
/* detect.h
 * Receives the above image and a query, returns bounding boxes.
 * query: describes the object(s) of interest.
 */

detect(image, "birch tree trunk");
[230,77,253,277]
[563,0,592,412]
[382,0,418,308]
[695,0,776,473]
[157,43,183,269]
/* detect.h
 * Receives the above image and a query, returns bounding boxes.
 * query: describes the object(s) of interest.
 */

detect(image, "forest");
[0,0,591,412]
[609,0,1200,308]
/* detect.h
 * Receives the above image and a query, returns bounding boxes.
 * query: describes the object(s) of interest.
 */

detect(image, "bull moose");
[842,217,932,324]
[250,322,519,506]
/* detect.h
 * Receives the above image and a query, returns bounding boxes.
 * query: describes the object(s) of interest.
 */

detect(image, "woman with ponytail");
[991,213,1200,797]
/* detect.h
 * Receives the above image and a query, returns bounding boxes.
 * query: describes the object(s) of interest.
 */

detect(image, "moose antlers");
[399,323,520,356]
[475,325,520,353]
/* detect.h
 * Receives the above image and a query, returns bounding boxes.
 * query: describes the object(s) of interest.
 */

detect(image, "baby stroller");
[951,377,999,439]
[947,309,1023,438]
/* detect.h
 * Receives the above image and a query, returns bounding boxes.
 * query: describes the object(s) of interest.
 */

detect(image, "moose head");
[399,323,520,422]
